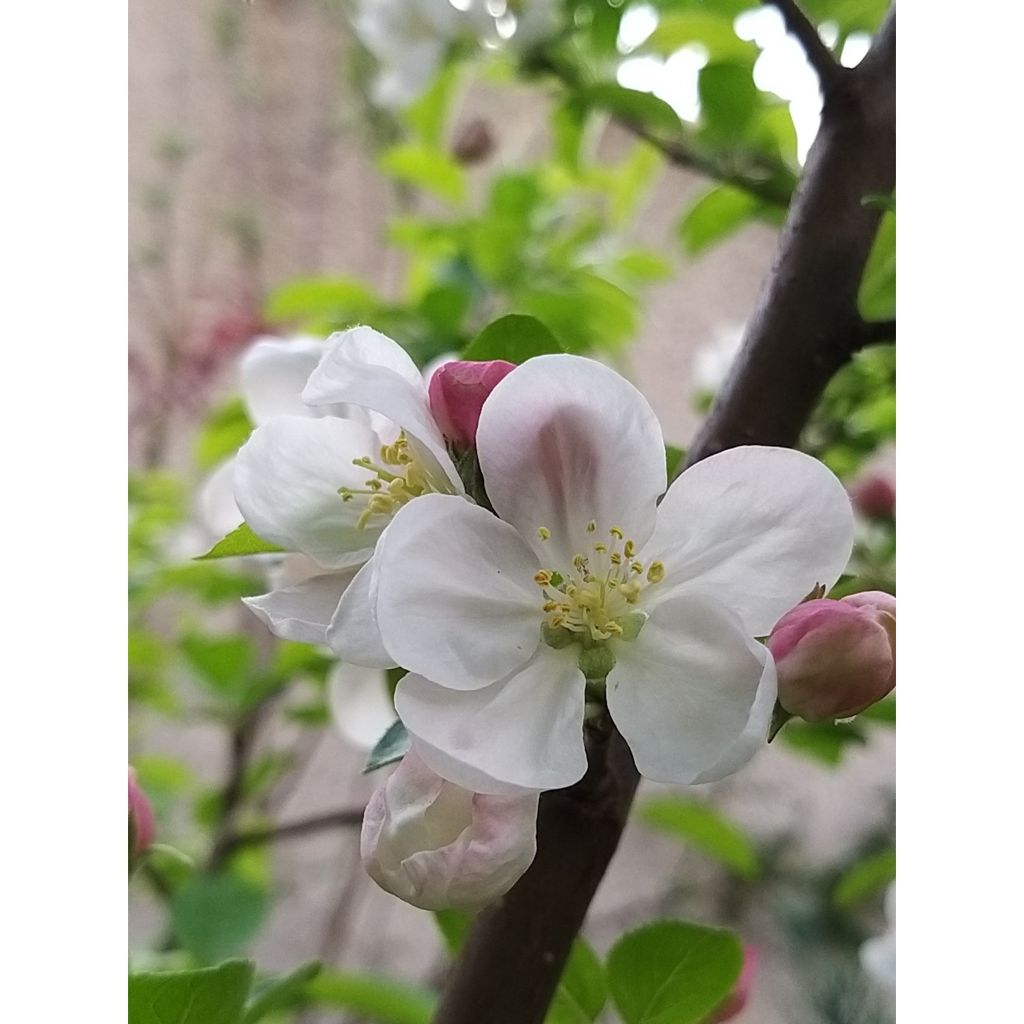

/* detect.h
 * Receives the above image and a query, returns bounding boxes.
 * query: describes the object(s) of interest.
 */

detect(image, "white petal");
[375,495,542,689]
[302,326,460,490]
[606,591,775,784]
[395,646,587,794]
[239,335,325,424]
[326,558,396,668]
[476,355,666,566]
[233,416,384,569]
[196,458,242,540]
[644,446,854,636]
[243,570,354,646]
[328,663,397,751]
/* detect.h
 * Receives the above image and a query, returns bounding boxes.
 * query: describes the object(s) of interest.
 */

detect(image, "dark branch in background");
[432,8,895,1024]
[220,807,364,855]
[860,318,896,347]
[765,0,845,93]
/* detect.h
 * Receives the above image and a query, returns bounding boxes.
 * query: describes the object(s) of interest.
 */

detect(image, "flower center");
[338,431,443,528]
[534,521,663,667]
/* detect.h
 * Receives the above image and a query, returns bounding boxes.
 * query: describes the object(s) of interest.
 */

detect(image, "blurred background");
[128,2,895,1021]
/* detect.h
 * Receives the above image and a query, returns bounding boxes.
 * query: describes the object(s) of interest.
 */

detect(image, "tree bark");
[432,10,895,1023]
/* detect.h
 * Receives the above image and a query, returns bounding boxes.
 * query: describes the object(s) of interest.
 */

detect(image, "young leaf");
[858,210,896,320]
[640,797,760,880]
[607,921,743,1024]
[781,719,868,765]
[434,908,473,953]
[678,185,762,256]
[833,846,896,909]
[197,523,285,560]
[545,939,608,1024]
[304,970,435,1024]
[172,874,269,965]
[380,144,467,205]
[129,959,254,1024]
[242,961,322,1024]
[364,719,411,773]
[577,84,682,136]
[461,314,563,363]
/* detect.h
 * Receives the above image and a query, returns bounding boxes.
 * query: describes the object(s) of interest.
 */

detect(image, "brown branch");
[432,10,895,1024]
[765,0,845,93]
[859,318,896,348]
[220,807,364,855]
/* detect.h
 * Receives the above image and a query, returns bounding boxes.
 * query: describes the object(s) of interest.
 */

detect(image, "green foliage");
[833,846,896,908]
[678,184,761,256]
[577,84,682,135]
[434,908,472,953]
[780,719,869,766]
[646,11,758,63]
[858,209,896,320]
[665,444,686,480]
[381,144,467,205]
[265,277,376,330]
[172,874,269,965]
[640,797,760,879]
[607,920,743,1024]
[545,939,608,1024]
[196,397,253,471]
[242,961,322,1023]
[129,959,254,1024]
[198,523,284,560]
[462,314,563,363]
[699,63,759,139]
[304,970,436,1024]
[364,719,412,773]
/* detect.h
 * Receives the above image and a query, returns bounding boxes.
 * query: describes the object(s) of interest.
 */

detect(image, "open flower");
[361,749,539,910]
[345,355,853,793]
[233,326,465,657]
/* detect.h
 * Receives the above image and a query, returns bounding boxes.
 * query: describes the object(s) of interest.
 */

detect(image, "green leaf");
[780,719,868,765]
[860,695,896,724]
[380,144,467,205]
[364,719,411,773]
[640,797,760,880]
[196,397,253,471]
[833,846,896,909]
[197,523,285,560]
[434,909,472,953]
[181,633,254,701]
[545,939,608,1024]
[403,62,459,148]
[646,12,758,63]
[607,920,743,1024]
[665,444,686,479]
[264,277,375,325]
[578,84,682,136]
[699,62,759,138]
[129,959,255,1024]
[616,249,672,283]
[242,961,322,1023]
[304,971,435,1024]
[858,210,895,320]
[678,184,762,256]
[172,874,269,965]
[462,314,563,363]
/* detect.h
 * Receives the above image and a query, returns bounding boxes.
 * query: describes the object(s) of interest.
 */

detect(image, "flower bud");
[128,766,156,867]
[451,118,495,165]
[768,593,896,721]
[849,471,896,520]
[361,750,539,911]
[709,946,759,1022]
[427,359,516,448]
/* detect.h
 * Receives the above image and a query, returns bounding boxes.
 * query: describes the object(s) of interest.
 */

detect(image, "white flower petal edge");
[374,495,543,689]
[477,354,667,567]
[328,662,398,751]
[244,570,357,648]
[606,591,776,784]
[302,326,462,492]
[395,646,587,795]
[644,446,855,636]
[239,335,327,424]
[326,558,396,668]
[233,416,385,570]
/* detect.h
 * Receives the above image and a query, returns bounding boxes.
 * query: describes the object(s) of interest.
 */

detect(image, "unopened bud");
[709,946,759,1022]
[361,750,539,911]
[451,118,495,165]
[428,359,516,448]
[128,766,156,869]
[768,592,896,721]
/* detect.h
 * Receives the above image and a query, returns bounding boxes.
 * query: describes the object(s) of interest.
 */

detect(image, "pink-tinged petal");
[644,446,854,637]
[233,416,385,569]
[374,495,542,690]
[476,355,667,566]
[243,570,355,647]
[395,647,587,794]
[302,326,461,491]
[238,335,326,424]
[607,592,775,784]
[326,558,395,668]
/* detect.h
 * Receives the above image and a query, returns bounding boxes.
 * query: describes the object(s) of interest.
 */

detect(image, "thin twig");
[221,807,364,855]
[765,0,845,92]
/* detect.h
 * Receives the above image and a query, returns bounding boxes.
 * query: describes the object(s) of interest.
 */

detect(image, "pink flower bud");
[128,766,156,863]
[710,946,759,1022]
[849,471,896,520]
[768,593,896,721]
[427,359,516,448]
[361,750,539,911]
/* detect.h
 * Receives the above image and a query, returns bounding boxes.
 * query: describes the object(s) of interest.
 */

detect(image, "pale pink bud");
[710,946,759,1022]
[128,766,156,862]
[427,360,516,448]
[768,593,896,721]
[361,750,539,911]
[849,471,896,520]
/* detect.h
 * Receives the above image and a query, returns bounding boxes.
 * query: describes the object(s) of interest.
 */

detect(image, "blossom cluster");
[227,326,862,909]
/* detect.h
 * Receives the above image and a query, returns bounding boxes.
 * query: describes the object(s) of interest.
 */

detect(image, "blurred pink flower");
[128,766,156,864]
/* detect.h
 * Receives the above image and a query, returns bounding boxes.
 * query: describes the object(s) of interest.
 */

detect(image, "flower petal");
[644,446,854,636]
[233,415,385,569]
[328,662,397,751]
[302,326,460,490]
[607,591,776,784]
[243,570,354,646]
[477,355,667,565]
[239,335,330,424]
[395,646,587,794]
[196,458,243,540]
[375,495,542,689]
[326,558,396,668]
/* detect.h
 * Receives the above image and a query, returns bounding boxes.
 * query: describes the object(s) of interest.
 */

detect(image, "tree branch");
[433,10,895,1024]
[221,807,364,855]
[765,0,845,93]
[860,318,896,347]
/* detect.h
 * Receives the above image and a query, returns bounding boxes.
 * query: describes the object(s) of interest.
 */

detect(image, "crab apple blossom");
[427,359,515,449]
[361,749,539,911]
[345,354,854,794]
[129,766,156,867]
[768,591,895,721]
